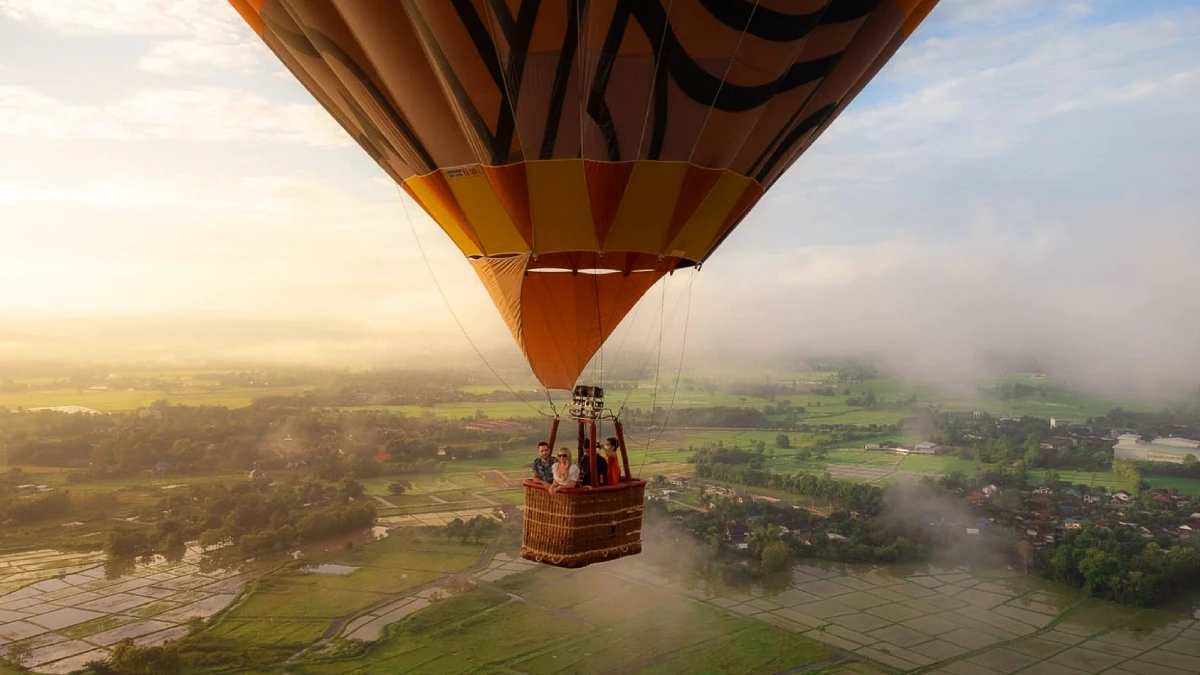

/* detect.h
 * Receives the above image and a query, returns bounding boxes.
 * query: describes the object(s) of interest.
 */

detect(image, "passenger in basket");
[603,437,621,485]
[577,437,607,487]
[531,441,554,485]
[550,448,579,494]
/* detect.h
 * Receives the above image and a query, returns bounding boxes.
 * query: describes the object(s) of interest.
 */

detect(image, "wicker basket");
[520,479,646,568]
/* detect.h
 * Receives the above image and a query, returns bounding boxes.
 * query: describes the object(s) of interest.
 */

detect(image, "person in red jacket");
[603,437,622,485]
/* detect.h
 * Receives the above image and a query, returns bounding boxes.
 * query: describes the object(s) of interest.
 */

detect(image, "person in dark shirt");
[576,438,608,487]
[531,441,554,485]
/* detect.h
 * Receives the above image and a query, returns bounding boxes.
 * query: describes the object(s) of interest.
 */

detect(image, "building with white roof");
[1113,434,1200,464]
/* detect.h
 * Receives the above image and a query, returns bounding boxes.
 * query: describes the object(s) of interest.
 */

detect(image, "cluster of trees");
[803,509,942,564]
[103,478,375,560]
[691,447,882,513]
[1041,527,1200,606]
[762,400,805,417]
[1,401,533,481]
[628,406,768,429]
[0,471,119,526]
[659,486,955,580]
[1090,407,1200,439]
[444,515,499,543]
[1133,459,1200,479]
[0,408,115,466]
[907,410,1120,470]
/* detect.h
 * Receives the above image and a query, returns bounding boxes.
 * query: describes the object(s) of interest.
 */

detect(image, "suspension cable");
[637,276,668,477]
[396,187,549,418]
[619,271,692,414]
[647,270,694,447]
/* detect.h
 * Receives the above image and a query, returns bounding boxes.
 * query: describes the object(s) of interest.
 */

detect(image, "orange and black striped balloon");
[229,0,938,389]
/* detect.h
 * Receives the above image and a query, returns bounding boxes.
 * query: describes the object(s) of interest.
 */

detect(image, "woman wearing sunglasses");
[549,447,580,494]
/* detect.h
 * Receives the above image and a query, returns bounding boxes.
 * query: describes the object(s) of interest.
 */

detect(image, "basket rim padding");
[521,478,648,492]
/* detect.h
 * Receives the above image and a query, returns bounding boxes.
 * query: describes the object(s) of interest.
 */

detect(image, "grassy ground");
[0,369,1164,424]
[0,385,312,411]
[204,529,484,655]
[1028,469,1200,495]
[273,564,835,675]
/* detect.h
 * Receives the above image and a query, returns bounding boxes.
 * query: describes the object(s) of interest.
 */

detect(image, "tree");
[761,540,791,572]
[1044,471,1061,488]
[387,482,407,496]
[446,517,467,543]
[1024,446,1042,468]
[466,515,498,543]
[747,523,781,557]
[339,477,365,501]
[1136,478,1152,497]
[775,434,791,449]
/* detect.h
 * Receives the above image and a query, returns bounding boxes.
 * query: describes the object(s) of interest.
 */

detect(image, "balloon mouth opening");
[466,251,698,275]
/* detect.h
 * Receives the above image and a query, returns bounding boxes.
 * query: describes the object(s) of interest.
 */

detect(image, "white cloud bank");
[0,86,349,145]
[0,0,266,75]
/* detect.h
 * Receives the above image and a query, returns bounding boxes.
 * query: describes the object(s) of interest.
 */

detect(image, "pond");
[302,563,359,575]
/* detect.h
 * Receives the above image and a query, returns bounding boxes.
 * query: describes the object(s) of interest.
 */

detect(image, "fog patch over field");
[880,480,1012,568]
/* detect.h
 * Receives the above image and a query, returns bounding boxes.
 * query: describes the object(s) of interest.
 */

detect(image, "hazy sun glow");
[1,0,1198,397]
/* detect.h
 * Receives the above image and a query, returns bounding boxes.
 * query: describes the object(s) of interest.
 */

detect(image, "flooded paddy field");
[612,558,1200,675]
[7,529,1200,674]
[0,547,265,673]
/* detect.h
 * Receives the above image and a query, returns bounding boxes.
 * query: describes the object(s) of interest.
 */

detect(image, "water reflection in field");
[0,545,261,673]
[0,525,389,673]
[612,552,1200,674]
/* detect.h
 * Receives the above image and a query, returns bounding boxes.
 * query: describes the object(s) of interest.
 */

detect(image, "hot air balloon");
[229,0,939,567]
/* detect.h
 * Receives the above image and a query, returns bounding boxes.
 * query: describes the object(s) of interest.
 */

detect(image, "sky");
[1,1,1198,397]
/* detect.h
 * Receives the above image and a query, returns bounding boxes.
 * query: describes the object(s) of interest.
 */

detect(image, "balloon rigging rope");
[638,270,694,478]
[618,272,688,414]
[396,187,550,418]
[637,279,666,478]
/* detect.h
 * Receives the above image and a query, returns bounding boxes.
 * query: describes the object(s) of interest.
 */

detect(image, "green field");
[272,563,835,675]
[0,385,312,412]
[0,368,1165,421]
[1027,469,1200,495]
[206,530,485,654]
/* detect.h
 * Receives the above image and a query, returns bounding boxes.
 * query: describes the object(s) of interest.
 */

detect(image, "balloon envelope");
[230,0,938,389]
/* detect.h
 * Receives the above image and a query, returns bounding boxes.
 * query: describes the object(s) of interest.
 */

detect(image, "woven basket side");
[520,480,645,568]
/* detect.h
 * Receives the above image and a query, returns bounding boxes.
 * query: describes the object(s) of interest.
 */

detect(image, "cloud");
[1,0,268,76]
[137,38,266,75]
[817,9,1200,171]
[0,0,237,39]
[1053,70,1196,113]
[700,5,1200,399]
[0,86,350,145]
[695,208,1200,399]
[933,0,1073,25]
[0,87,131,139]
